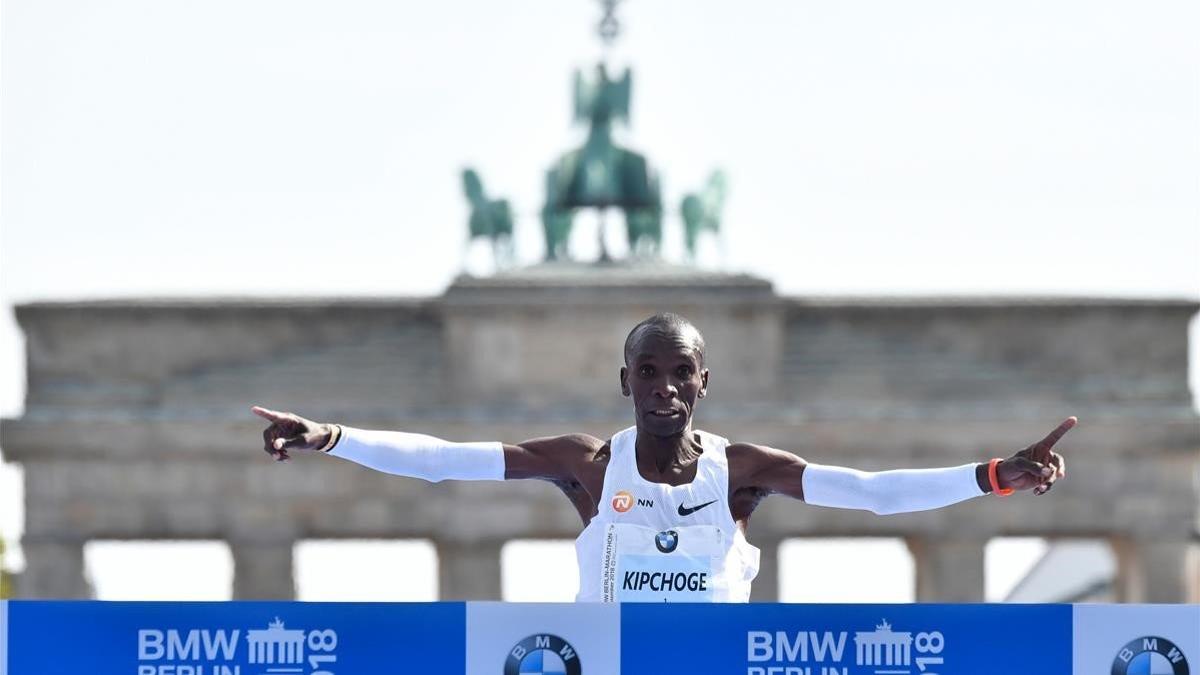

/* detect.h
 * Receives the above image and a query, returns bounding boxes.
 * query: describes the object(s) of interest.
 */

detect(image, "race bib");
[600,523,726,602]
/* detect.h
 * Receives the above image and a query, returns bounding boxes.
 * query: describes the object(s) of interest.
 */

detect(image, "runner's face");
[621,332,709,437]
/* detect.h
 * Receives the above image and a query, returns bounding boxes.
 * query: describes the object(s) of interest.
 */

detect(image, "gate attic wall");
[4,275,1197,602]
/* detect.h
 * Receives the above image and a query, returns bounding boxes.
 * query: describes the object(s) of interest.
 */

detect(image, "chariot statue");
[459,0,731,268]
[541,63,663,261]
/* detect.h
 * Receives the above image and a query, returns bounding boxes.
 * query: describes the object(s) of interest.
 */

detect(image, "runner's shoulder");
[545,433,610,475]
[560,433,607,455]
[725,441,807,482]
[521,433,606,459]
[724,441,771,462]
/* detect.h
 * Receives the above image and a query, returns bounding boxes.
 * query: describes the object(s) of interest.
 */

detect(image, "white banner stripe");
[0,600,8,675]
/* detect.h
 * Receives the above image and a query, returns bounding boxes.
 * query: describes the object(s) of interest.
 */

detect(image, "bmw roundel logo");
[504,634,582,675]
[655,529,679,553]
[1112,636,1189,675]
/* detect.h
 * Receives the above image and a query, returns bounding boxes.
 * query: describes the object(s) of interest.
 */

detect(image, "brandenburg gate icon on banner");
[855,619,914,670]
[247,618,306,667]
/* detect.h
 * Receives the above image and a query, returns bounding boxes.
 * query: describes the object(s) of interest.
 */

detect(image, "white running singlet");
[574,426,761,602]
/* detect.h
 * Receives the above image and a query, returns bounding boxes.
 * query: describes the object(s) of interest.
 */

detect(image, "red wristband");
[988,458,1014,496]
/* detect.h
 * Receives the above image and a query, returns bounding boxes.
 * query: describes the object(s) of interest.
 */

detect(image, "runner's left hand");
[995,417,1074,495]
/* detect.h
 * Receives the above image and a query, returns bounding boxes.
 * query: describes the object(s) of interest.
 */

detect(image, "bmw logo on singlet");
[1112,636,1190,675]
[654,529,679,553]
[504,634,582,675]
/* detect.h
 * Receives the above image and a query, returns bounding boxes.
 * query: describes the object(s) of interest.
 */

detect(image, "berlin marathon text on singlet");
[622,569,709,593]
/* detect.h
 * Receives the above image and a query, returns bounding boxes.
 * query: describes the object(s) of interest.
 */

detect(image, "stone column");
[749,537,781,602]
[17,537,93,599]
[230,540,296,600]
[909,538,985,602]
[437,540,503,600]
[1114,539,1195,603]
[1189,545,1200,604]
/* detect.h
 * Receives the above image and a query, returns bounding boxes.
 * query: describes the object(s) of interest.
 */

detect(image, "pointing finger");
[1039,417,1077,450]
[252,406,285,422]
[1031,417,1077,462]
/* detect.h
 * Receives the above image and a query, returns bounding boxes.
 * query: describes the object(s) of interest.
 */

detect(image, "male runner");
[254,313,1070,602]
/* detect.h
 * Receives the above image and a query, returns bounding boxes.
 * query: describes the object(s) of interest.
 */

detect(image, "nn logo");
[611,490,653,513]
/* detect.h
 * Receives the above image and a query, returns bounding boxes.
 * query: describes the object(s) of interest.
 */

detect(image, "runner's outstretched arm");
[252,406,594,483]
[732,417,1074,515]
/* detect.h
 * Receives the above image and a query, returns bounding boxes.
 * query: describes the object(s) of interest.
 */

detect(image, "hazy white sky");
[1,0,1197,599]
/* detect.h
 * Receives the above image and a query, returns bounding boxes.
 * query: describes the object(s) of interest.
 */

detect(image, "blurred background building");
[2,0,1198,602]
[2,275,1198,602]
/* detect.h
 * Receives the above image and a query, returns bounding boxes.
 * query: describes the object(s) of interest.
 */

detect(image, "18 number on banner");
[307,629,338,675]
[914,631,944,673]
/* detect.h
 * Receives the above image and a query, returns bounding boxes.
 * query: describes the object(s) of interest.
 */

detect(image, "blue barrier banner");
[621,603,1072,675]
[3,601,465,675]
[2,601,1196,675]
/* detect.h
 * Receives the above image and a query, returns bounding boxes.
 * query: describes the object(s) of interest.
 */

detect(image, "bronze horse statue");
[462,168,515,268]
[681,170,728,262]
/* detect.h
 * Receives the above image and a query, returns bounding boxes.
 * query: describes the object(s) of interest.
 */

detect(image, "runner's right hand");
[251,405,332,462]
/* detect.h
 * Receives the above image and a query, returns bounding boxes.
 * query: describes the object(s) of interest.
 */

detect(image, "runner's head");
[620,313,709,437]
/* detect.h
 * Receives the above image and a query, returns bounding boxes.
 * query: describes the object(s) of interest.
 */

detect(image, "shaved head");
[623,313,706,366]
